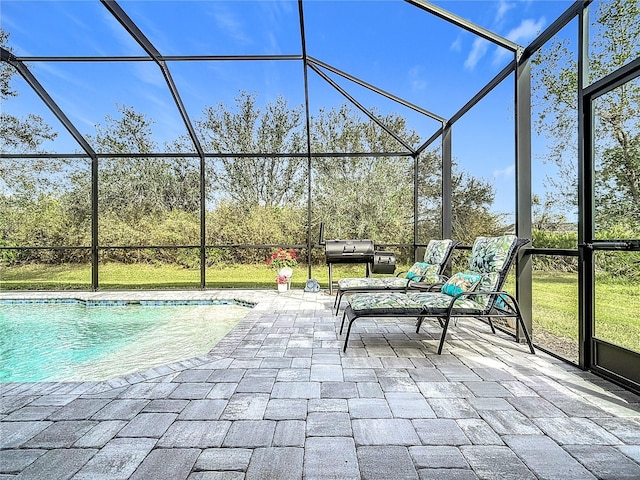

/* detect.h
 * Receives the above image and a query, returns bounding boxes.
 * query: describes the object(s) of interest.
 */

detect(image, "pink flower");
[266,248,298,269]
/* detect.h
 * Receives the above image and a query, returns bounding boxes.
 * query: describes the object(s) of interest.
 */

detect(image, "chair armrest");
[409,275,448,291]
[448,290,517,312]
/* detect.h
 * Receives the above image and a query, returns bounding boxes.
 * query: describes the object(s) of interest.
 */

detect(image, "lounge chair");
[340,234,535,355]
[332,239,459,315]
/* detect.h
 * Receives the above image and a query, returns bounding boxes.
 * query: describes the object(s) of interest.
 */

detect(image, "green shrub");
[594,225,640,280]
[532,226,639,280]
[532,230,578,249]
[0,239,18,265]
[206,202,306,263]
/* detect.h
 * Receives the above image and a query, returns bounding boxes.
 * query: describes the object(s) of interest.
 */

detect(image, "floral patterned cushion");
[348,292,424,315]
[338,277,409,289]
[407,292,486,314]
[466,235,518,308]
[468,235,516,274]
[405,262,429,280]
[423,239,455,265]
[420,265,441,283]
[345,236,521,318]
[440,272,482,297]
[404,263,440,282]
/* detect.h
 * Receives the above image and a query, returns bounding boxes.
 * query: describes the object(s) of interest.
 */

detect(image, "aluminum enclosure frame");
[3,1,638,390]
[1,0,528,293]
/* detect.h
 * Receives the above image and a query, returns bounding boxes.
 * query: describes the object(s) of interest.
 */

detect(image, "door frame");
[579,57,640,393]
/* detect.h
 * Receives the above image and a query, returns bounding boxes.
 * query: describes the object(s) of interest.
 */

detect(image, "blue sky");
[1,0,579,217]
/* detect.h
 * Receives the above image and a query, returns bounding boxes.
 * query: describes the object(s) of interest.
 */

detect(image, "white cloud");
[412,79,427,92]
[262,31,282,55]
[212,7,251,45]
[492,45,515,66]
[450,36,462,53]
[464,38,489,70]
[493,164,515,179]
[100,8,147,56]
[492,17,546,66]
[505,17,546,44]
[495,0,515,24]
[133,63,166,89]
[408,66,427,92]
[260,0,295,24]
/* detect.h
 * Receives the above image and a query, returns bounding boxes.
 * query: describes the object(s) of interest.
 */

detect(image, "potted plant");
[266,248,297,286]
[276,274,289,292]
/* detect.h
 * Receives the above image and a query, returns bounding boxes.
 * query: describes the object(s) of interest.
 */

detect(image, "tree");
[0,29,75,263]
[0,29,59,196]
[532,0,640,229]
[196,92,307,208]
[309,105,502,249]
[75,104,202,222]
[595,102,640,227]
[417,149,503,245]
[309,105,417,246]
[531,194,568,232]
[0,114,58,154]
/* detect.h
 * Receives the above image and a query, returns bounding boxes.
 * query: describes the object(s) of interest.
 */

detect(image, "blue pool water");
[0,300,250,382]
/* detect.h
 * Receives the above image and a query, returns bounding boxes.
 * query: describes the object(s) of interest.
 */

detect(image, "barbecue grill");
[324,239,375,264]
[319,223,396,294]
[371,250,396,274]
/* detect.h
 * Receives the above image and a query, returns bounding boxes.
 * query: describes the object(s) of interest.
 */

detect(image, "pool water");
[0,302,250,382]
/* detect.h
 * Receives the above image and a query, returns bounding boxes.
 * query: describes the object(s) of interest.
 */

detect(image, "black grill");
[371,250,396,274]
[319,223,395,293]
[324,239,375,264]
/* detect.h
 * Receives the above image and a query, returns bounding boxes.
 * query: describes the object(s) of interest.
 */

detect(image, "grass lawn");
[531,273,580,337]
[1,263,638,353]
[0,262,374,290]
[530,271,639,354]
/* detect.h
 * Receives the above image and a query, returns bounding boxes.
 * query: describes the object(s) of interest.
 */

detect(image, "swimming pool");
[0,299,251,383]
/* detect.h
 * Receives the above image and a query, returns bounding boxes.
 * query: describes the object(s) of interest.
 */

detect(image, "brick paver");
[129,448,200,480]
[23,420,97,448]
[357,445,418,480]
[304,437,359,480]
[0,289,639,479]
[73,437,155,480]
[504,435,595,479]
[13,448,97,480]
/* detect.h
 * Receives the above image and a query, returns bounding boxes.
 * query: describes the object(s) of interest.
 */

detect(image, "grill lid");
[325,239,375,263]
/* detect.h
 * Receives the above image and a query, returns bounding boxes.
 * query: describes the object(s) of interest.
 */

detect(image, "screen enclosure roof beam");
[100,0,205,158]
[1,47,97,158]
[308,57,446,124]
[404,0,520,52]
[308,63,417,155]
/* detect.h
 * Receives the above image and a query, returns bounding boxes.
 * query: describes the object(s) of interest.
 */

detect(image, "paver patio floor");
[1,290,639,479]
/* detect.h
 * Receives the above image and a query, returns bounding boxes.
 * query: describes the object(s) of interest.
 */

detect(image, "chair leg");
[342,309,359,352]
[415,316,424,333]
[503,296,535,354]
[340,310,348,335]
[487,318,496,334]
[437,315,453,354]
[512,308,535,354]
[334,291,347,315]
[333,290,341,314]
